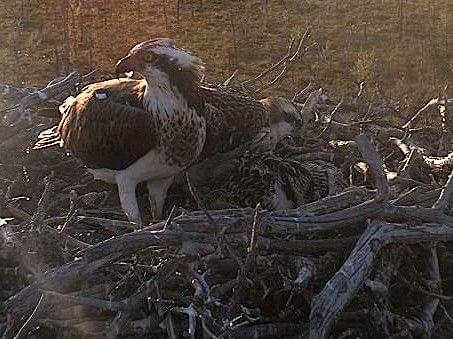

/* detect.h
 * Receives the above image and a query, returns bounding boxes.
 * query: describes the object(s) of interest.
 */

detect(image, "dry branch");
[309,221,453,339]
[2,71,95,125]
[1,68,453,339]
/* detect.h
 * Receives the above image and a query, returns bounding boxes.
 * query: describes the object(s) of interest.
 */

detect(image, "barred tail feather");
[33,95,74,150]
[37,125,58,139]
[33,139,61,150]
[33,126,62,150]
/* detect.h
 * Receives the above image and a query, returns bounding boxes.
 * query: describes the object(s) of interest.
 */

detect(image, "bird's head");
[115,38,205,83]
[260,97,304,146]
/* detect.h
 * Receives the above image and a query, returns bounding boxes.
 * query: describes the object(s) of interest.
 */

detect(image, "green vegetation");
[0,0,451,104]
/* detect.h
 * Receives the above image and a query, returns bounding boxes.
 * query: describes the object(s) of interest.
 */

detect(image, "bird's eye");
[144,53,156,62]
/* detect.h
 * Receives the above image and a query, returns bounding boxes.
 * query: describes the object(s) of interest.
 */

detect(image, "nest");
[0,61,452,339]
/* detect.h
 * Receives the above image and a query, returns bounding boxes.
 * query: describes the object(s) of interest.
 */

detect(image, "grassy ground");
[0,0,451,105]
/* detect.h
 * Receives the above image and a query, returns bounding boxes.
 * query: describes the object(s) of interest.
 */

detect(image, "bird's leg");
[147,176,174,220]
[117,177,141,225]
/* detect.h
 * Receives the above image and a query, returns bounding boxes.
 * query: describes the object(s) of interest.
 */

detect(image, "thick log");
[231,322,308,338]
[3,254,120,338]
[309,222,453,339]
[2,71,95,125]
[2,68,453,339]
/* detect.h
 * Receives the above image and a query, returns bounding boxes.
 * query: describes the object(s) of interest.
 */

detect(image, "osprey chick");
[189,152,347,211]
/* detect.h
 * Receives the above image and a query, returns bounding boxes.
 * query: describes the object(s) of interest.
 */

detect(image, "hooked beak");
[115,53,143,77]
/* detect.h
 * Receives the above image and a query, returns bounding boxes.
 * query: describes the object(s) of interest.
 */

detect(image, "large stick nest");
[0,44,452,338]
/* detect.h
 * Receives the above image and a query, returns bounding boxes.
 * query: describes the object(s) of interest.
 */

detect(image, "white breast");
[142,67,189,119]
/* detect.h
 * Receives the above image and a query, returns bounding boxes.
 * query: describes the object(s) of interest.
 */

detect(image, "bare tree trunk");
[229,9,239,68]
[61,0,71,74]
[136,0,141,25]
[163,1,169,30]
[176,0,181,23]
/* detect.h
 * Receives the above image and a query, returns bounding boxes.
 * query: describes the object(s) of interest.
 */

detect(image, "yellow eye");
[144,53,156,62]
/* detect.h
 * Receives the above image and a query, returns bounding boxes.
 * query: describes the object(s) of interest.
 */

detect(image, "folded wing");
[34,78,158,170]
[200,86,269,158]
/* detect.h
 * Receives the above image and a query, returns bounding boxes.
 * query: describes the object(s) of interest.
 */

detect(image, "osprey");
[199,92,302,158]
[34,38,303,224]
[35,38,206,224]
[185,153,347,211]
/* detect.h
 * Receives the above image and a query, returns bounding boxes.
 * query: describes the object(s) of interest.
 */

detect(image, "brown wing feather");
[38,81,268,169]
[200,86,269,159]
[57,78,157,170]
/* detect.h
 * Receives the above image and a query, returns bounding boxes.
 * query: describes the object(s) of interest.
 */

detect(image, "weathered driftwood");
[402,95,444,130]
[3,255,121,338]
[3,126,452,338]
[1,72,452,338]
[2,71,95,126]
[309,221,453,339]
[309,158,453,339]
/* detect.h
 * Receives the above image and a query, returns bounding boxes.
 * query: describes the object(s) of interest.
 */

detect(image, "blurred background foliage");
[0,0,451,105]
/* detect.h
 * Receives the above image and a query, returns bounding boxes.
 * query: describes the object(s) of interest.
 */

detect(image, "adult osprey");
[35,38,303,224]
[35,39,206,224]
